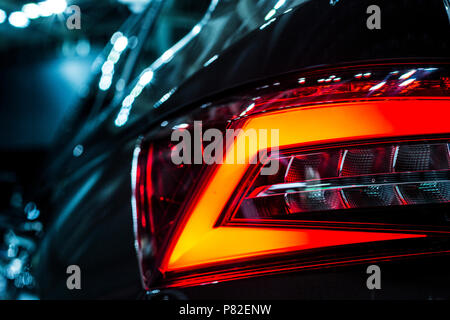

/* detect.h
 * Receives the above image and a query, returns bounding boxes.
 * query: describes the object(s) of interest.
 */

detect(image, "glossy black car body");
[33,0,450,299]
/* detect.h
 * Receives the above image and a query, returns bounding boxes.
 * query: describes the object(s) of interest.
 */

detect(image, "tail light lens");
[133,63,450,289]
[236,140,450,221]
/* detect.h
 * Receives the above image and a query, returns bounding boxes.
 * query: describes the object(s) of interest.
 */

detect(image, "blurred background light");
[37,1,53,17]
[264,9,276,20]
[99,74,113,91]
[8,11,30,28]
[113,35,128,52]
[110,31,123,44]
[22,3,41,19]
[75,39,91,57]
[47,0,67,14]
[0,9,7,24]
[6,259,23,279]
[101,60,114,74]
[24,202,40,220]
[138,69,153,86]
[117,0,151,14]
[274,0,286,9]
[72,144,84,157]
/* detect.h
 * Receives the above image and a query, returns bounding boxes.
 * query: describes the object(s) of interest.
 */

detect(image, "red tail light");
[132,62,450,289]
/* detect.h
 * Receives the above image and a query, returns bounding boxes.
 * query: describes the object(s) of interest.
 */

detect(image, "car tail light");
[132,62,450,289]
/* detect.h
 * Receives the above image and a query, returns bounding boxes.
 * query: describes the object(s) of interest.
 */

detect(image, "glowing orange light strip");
[163,99,450,272]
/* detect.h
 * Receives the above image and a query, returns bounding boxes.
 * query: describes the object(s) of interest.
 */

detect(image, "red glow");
[161,99,450,272]
[145,145,155,234]
[165,249,448,288]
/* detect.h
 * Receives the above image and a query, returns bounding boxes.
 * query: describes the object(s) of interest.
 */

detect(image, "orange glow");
[164,99,450,272]
[170,227,422,270]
